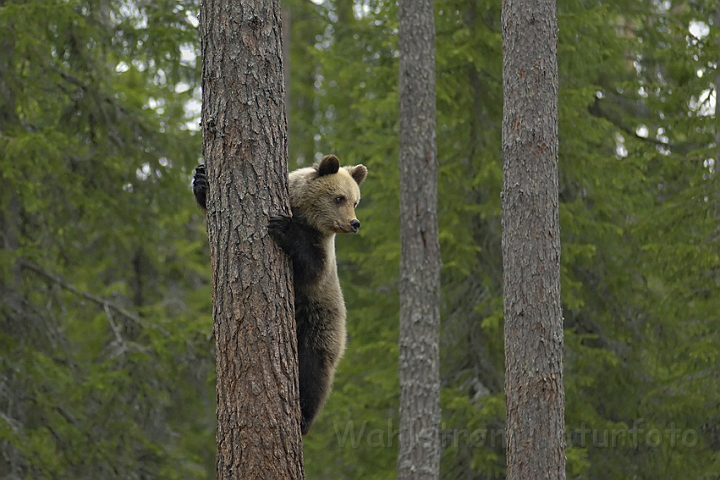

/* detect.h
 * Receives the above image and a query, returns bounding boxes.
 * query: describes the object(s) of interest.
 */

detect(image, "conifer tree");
[501,0,565,477]
[198,0,304,477]
[397,0,441,478]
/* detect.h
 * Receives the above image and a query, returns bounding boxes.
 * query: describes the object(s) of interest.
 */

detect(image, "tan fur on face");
[289,161,367,235]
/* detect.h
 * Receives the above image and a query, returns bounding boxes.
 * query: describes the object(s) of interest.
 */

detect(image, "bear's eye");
[335,196,346,205]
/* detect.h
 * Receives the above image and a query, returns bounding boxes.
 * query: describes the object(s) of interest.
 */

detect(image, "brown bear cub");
[193,155,367,434]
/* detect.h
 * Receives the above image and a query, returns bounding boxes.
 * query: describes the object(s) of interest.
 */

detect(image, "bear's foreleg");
[268,216,326,285]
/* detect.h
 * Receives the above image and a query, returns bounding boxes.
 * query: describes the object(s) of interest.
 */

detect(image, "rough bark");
[199,0,304,478]
[397,0,441,478]
[501,0,566,478]
[282,8,290,127]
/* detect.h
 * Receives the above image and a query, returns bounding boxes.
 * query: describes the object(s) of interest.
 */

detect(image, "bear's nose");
[350,219,361,232]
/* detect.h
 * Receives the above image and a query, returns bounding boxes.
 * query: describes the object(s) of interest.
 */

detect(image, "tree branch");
[18,259,169,336]
[588,96,706,155]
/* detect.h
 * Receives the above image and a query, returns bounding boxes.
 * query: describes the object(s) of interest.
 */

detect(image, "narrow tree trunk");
[501,0,565,479]
[199,0,304,478]
[397,0,441,478]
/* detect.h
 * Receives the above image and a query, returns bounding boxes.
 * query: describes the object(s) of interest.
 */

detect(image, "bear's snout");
[350,219,360,232]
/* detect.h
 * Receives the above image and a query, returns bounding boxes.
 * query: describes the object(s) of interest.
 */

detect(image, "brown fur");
[269,155,367,434]
[192,155,367,434]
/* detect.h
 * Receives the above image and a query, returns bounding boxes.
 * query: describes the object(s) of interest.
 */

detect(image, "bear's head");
[289,155,368,235]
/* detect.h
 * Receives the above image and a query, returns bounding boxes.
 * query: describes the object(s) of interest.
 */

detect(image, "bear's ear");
[317,155,340,177]
[348,164,367,186]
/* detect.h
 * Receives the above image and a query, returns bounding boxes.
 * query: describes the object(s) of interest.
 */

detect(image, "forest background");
[1,0,719,478]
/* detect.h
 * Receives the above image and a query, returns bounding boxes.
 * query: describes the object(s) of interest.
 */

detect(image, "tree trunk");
[397,0,441,479]
[501,0,565,478]
[199,0,304,478]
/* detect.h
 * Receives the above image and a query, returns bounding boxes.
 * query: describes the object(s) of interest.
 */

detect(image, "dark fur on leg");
[298,341,333,435]
[268,215,337,434]
[295,298,341,435]
[193,165,207,210]
[268,215,326,285]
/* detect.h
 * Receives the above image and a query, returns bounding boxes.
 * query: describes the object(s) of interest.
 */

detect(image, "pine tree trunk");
[397,0,441,478]
[501,0,565,478]
[199,0,304,478]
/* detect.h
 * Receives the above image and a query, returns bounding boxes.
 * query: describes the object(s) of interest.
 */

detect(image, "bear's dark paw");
[268,215,293,243]
[300,416,311,435]
[192,165,208,210]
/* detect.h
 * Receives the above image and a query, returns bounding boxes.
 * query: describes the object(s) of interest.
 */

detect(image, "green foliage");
[4,0,720,478]
[0,0,212,477]
[297,0,720,479]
